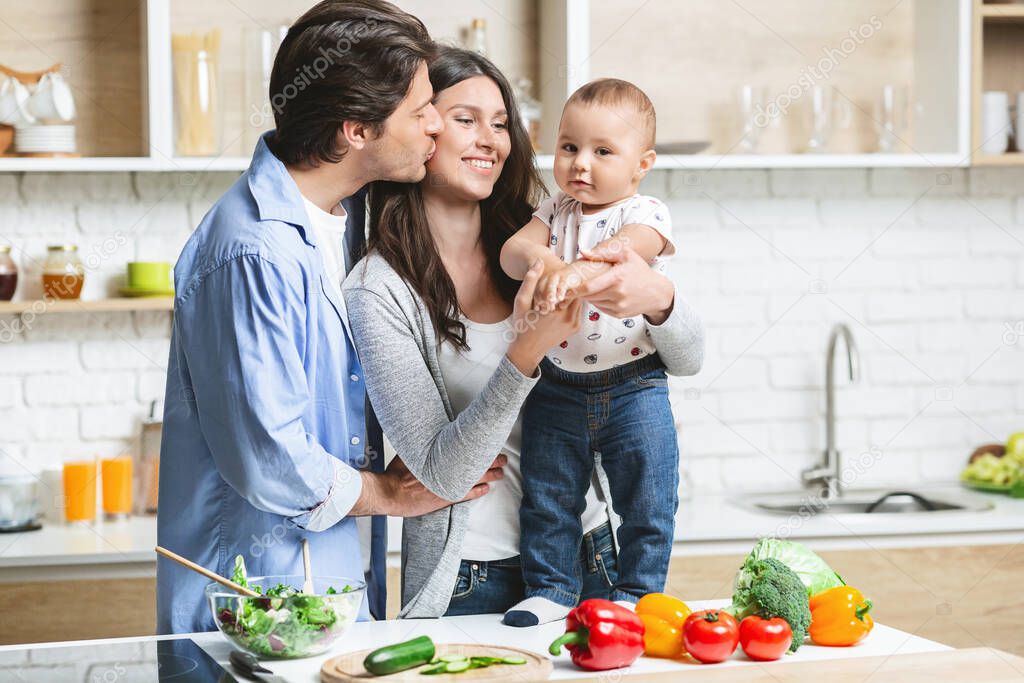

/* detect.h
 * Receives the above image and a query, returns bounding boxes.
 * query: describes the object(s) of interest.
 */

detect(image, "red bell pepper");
[548,599,645,671]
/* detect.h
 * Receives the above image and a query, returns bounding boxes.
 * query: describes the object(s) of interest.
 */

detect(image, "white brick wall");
[0,167,1022,500]
[666,166,1023,494]
[0,169,181,471]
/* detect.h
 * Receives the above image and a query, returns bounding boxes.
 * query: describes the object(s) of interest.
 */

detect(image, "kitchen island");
[0,600,991,681]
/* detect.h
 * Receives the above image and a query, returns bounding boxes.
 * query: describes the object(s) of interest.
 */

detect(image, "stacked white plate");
[14,124,76,154]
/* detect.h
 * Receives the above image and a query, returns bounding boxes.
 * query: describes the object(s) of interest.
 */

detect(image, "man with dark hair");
[156,0,499,634]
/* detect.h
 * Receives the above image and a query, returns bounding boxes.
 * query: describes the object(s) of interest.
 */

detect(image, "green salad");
[214,555,356,658]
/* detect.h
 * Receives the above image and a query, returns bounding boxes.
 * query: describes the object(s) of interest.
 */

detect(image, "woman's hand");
[506,260,583,375]
[574,245,675,324]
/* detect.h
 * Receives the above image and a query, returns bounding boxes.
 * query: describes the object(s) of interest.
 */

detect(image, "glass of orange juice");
[101,457,133,521]
[63,460,97,523]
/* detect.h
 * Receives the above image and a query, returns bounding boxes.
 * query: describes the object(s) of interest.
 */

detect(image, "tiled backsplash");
[1,167,1023,497]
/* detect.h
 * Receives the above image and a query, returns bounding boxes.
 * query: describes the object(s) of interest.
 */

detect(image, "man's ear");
[635,149,656,181]
[340,120,373,151]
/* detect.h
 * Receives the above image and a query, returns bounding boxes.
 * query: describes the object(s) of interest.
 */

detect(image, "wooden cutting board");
[595,647,1024,683]
[321,643,551,682]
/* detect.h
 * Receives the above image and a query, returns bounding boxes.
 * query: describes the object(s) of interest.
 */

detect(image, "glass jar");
[243,23,289,154]
[0,245,16,301]
[172,30,223,156]
[466,18,488,57]
[515,78,542,152]
[42,244,85,300]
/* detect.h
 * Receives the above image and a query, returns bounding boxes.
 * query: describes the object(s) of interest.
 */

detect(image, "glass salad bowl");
[206,575,365,659]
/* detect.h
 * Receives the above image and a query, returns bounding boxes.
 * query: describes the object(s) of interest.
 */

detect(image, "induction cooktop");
[0,637,237,682]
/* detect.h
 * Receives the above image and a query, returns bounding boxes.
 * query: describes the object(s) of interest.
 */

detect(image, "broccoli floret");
[733,557,811,652]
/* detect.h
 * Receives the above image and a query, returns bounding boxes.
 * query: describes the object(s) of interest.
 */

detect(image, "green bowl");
[126,261,172,292]
[961,479,1024,498]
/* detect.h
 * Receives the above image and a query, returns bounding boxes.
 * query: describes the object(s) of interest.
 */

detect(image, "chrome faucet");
[802,323,859,500]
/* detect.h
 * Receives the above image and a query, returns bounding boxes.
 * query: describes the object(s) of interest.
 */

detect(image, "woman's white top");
[438,315,610,561]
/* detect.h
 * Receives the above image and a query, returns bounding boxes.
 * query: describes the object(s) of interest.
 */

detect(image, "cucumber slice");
[501,656,527,665]
[439,655,468,663]
[444,661,470,673]
[419,663,448,675]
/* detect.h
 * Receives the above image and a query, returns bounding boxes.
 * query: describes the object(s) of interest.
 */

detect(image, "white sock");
[502,596,572,627]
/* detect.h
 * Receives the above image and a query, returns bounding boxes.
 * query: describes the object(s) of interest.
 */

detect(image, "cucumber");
[363,636,436,676]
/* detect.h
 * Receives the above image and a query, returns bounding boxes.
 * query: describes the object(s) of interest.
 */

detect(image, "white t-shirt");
[302,196,349,293]
[438,315,610,561]
[303,195,373,571]
[533,192,676,372]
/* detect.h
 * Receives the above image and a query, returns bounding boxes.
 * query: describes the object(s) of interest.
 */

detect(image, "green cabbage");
[736,538,845,598]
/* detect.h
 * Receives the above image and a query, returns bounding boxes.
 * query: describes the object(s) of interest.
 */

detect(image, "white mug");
[981,91,1010,155]
[27,72,75,122]
[1016,93,1024,153]
[0,77,35,126]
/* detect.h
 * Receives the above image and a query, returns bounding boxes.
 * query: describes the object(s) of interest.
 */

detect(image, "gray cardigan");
[342,252,704,618]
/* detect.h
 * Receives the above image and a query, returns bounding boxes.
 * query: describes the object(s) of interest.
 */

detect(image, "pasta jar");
[42,244,85,300]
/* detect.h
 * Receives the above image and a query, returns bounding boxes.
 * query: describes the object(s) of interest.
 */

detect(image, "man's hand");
[350,454,506,517]
[574,245,675,324]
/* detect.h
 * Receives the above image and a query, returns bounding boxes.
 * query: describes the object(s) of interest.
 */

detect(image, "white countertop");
[0,600,954,681]
[0,516,157,581]
[3,483,1022,581]
[671,484,1024,555]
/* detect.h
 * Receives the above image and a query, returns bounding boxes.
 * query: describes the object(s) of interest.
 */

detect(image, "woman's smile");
[463,156,496,174]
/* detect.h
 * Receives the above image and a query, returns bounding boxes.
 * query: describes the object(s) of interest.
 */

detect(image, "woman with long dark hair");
[344,46,702,618]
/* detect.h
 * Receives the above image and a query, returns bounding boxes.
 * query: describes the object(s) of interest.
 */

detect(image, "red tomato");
[682,609,739,664]
[739,615,792,661]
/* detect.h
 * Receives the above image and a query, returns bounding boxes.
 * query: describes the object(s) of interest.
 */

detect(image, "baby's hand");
[534,263,585,311]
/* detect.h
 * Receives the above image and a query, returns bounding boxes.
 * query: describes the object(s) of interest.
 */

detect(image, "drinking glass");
[806,85,851,153]
[876,85,910,153]
[736,85,766,153]
[101,457,133,521]
[63,460,97,523]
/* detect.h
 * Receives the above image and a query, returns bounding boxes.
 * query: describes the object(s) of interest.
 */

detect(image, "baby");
[499,78,681,626]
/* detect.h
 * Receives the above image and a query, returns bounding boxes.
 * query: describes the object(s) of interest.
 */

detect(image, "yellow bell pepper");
[635,593,691,658]
[808,586,874,646]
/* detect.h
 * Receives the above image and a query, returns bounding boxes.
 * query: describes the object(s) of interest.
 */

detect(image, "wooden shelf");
[973,0,1024,156]
[0,156,251,173]
[972,152,1024,165]
[0,298,173,314]
[981,3,1024,20]
[0,1,981,173]
[642,154,968,170]
[539,154,967,170]
[0,153,972,173]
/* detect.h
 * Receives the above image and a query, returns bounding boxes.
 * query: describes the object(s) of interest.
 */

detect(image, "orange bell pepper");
[635,593,692,658]
[808,586,874,646]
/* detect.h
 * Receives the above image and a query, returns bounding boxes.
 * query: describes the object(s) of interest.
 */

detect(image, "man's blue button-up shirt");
[156,135,377,634]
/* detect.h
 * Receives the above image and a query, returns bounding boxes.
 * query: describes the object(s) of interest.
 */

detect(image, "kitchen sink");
[737,489,995,516]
